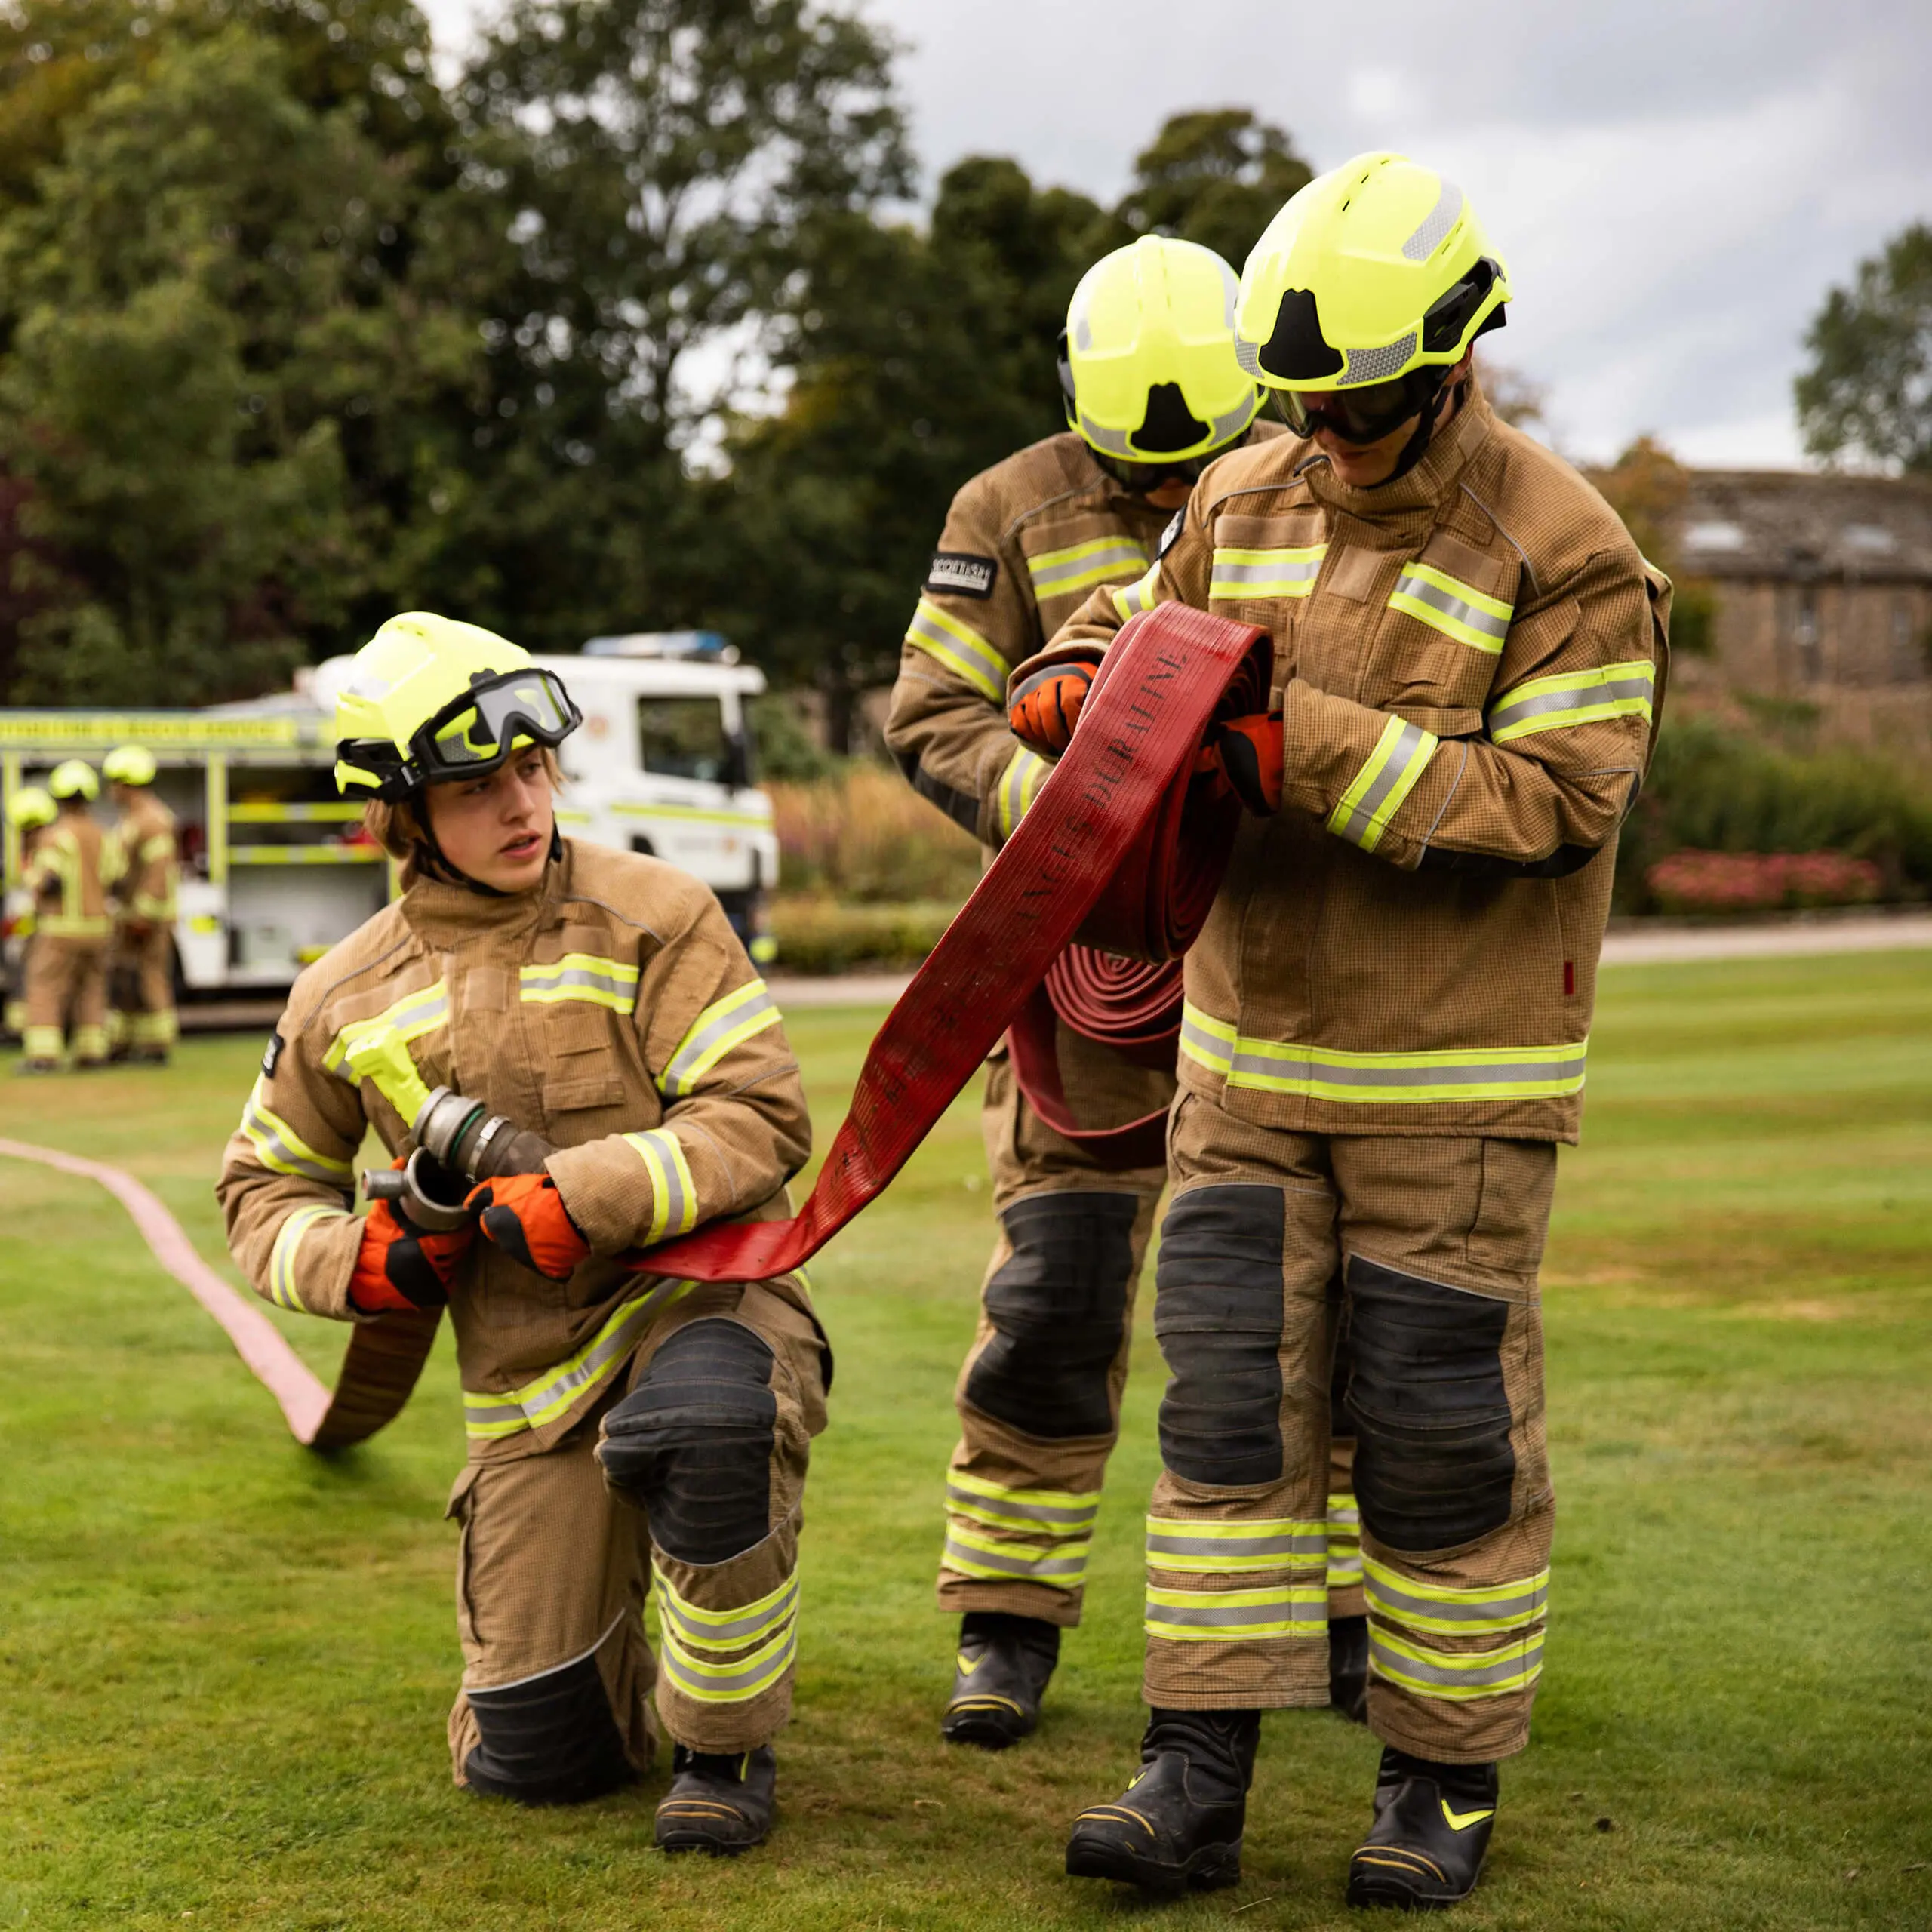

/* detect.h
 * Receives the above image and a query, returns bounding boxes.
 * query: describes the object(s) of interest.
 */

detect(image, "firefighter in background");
[18,761,118,1075]
[218,614,826,1854]
[884,235,1368,1748]
[1016,155,1667,1909]
[103,745,180,1066]
[3,784,57,1041]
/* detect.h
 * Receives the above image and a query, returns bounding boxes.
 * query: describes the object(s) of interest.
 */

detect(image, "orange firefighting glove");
[1008,661,1097,756]
[348,1198,473,1314]
[468,1172,591,1282]
[1211,714,1284,816]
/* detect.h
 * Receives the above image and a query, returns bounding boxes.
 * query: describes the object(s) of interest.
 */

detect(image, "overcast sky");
[419,0,1927,469]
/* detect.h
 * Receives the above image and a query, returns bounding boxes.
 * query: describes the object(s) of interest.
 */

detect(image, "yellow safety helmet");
[48,759,100,802]
[1059,235,1263,485]
[6,785,56,830]
[103,744,158,787]
[333,611,581,801]
[1235,152,1509,451]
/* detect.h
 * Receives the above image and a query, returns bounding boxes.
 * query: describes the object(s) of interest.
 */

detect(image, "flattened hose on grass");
[0,1135,436,1451]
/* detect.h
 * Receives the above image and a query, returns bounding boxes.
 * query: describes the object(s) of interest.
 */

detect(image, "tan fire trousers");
[109,924,177,1053]
[937,1038,1364,1629]
[448,1279,827,1794]
[1143,1088,1555,1764]
[23,934,107,1065]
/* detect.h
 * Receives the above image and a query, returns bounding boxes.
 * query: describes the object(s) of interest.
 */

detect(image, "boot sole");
[1346,1857,1475,1912]
[940,1698,1036,1750]
[1066,1832,1241,1896]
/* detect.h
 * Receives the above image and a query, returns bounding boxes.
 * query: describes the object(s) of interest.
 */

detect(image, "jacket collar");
[400,841,569,950]
[1302,379,1498,528]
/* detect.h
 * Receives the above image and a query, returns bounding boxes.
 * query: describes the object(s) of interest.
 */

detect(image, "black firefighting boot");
[940,1611,1060,1749]
[1329,1613,1370,1724]
[654,1743,777,1855]
[1064,1706,1258,1894]
[1346,1746,1499,1910]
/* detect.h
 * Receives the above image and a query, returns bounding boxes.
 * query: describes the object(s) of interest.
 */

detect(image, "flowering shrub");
[768,764,982,903]
[1644,849,1883,914]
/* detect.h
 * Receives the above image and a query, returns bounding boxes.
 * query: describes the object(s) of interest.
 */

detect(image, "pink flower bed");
[1645,849,1883,913]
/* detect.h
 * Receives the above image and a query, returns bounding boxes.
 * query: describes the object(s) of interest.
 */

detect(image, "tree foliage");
[1118,109,1311,269]
[1796,222,1932,475]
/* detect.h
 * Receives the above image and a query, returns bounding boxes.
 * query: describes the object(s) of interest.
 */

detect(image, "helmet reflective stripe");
[1235,151,1510,396]
[1064,235,1262,464]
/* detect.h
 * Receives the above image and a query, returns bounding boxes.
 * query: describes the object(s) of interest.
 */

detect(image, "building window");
[1789,587,1821,682]
[1894,596,1926,684]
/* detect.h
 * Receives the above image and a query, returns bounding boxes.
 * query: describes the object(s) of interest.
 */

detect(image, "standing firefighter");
[18,761,117,1075]
[217,614,826,1853]
[103,744,180,1065]
[4,784,57,1040]
[1016,155,1668,1909]
[882,235,1376,1750]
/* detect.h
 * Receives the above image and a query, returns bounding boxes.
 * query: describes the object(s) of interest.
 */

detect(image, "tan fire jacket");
[217,839,812,1460]
[884,425,1281,849]
[1051,382,1669,1143]
[26,811,118,939]
[112,793,179,923]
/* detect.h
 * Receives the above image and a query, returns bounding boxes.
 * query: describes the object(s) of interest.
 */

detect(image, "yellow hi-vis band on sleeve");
[1208,543,1327,601]
[1178,1001,1589,1103]
[1388,561,1514,653]
[1144,1514,1327,1574]
[1026,535,1149,601]
[239,1078,355,1185]
[657,978,782,1097]
[268,1203,349,1312]
[1143,1580,1327,1641]
[1112,562,1164,622]
[462,1276,696,1441]
[1326,714,1438,853]
[1487,660,1656,744]
[995,746,1051,842]
[905,597,1007,703]
[623,1127,698,1244]
[518,953,640,1014]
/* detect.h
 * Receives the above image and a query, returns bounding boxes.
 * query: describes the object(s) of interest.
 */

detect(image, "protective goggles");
[338,668,581,801]
[1273,365,1447,446]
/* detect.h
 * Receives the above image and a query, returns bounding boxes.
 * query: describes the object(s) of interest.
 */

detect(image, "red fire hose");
[637,603,1269,1283]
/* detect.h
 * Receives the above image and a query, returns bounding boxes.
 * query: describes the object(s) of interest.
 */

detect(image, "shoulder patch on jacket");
[1158,509,1185,560]
[925,551,998,599]
[260,1030,285,1080]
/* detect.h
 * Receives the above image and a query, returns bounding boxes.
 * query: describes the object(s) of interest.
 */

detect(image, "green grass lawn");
[2,949,1929,1930]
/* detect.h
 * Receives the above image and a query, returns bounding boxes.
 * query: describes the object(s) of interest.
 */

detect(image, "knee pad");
[1344,1254,1515,1551]
[964,1191,1138,1440]
[1152,1184,1285,1487]
[463,1651,635,1806]
[597,1319,777,1565]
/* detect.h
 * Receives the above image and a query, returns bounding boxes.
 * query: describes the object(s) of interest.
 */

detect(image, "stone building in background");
[1667,471,1932,754]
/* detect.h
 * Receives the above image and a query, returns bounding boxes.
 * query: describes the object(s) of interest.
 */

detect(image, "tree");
[1590,436,1714,657]
[702,157,1118,746]
[0,23,484,701]
[1118,109,1312,269]
[1796,222,1932,474]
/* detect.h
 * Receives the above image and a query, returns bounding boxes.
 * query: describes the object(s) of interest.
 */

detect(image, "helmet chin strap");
[1373,370,1464,488]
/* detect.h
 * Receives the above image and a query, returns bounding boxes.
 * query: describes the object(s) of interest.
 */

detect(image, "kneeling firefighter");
[1014,155,1669,1908]
[884,235,1370,1749]
[217,614,827,1852]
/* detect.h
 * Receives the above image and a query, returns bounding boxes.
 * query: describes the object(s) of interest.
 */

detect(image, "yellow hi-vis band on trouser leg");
[23,1025,63,1060]
[1364,1553,1549,1699]
[1143,1515,1328,1640]
[653,1565,799,1704]
[943,1471,1098,1593]
[70,1023,109,1063]
[1326,1491,1362,1594]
